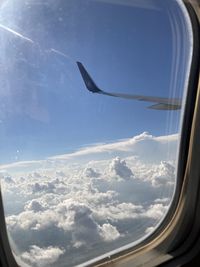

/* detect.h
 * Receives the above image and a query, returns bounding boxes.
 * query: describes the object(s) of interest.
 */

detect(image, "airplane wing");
[77,62,181,110]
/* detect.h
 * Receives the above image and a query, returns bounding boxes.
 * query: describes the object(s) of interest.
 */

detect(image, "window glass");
[0,0,193,266]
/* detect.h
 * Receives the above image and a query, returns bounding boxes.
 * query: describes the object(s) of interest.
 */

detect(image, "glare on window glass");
[0,0,193,266]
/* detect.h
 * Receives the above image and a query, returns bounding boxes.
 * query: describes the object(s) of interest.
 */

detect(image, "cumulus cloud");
[6,210,58,231]
[108,157,133,180]
[145,203,168,220]
[151,161,175,187]
[94,202,144,221]
[83,167,100,178]
[30,182,56,194]
[68,203,104,247]
[1,132,178,266]
[3,175,15,184]
[21,245,65,267]
[99,223,120,241]
[24,199,45,212]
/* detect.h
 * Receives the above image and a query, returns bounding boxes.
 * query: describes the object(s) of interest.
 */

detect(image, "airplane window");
[0,0,193,266]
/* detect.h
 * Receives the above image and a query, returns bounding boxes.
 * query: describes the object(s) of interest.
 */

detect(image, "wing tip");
[76,61,82,67]
[148,103,181,110]
[77,61,102,94]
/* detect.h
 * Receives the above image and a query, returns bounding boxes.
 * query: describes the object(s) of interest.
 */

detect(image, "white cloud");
[1,132,178,266]
[151,161,175,187]
[24,199,45,212]
[108,157,133,180]
[0,132,178,172]
[154,198,170,204]
[145,226,155,235]
[6,210,58,231]
[83,167,100,178]
[99,223,120,241]
[3,175,15,184]
[21,245,65,267]
[94,202,144,221]
[145,203,168,220]
[30,182,56,194]
[49,132,178,164]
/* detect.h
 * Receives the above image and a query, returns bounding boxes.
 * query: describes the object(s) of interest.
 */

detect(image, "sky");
[0,0,193,267]
[0,0,192,164]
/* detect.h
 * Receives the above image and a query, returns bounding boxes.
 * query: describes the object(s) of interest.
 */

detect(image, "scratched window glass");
[0,0,193,266]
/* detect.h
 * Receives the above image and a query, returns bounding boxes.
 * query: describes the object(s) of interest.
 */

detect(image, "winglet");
[77,62,102,93]
[76,61,181,110]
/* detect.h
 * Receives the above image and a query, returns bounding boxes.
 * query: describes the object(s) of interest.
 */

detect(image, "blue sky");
[0,0,191,163]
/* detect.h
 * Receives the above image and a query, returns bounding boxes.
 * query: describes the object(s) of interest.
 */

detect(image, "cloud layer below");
[1,132,178,267]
